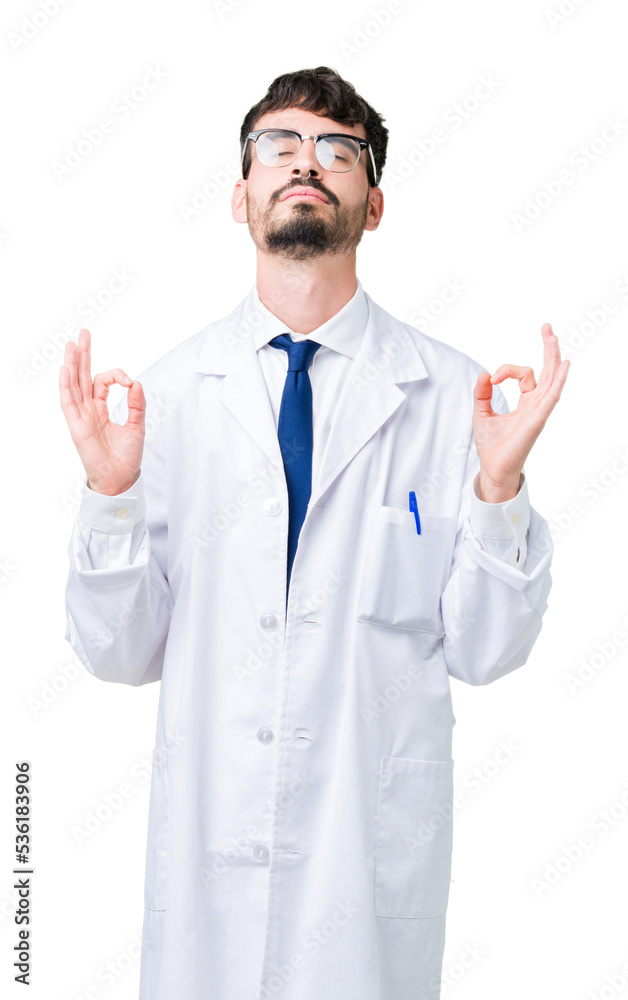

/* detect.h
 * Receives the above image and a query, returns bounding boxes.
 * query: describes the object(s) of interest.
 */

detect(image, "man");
[60,66,569,1000]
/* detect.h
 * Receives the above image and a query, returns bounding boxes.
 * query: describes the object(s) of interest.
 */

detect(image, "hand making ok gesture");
[472,323,570,503]
[59,328,146,496]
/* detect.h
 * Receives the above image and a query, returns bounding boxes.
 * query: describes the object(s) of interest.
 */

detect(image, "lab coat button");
[115,508,129,519]
[259,613,278,631]
[512,512,520,525]
[263,497,281,515]
[253,844,269,863]
[257,727,274,744]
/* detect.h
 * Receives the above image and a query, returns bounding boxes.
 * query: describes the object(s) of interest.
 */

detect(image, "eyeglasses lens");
[255,131,361,172]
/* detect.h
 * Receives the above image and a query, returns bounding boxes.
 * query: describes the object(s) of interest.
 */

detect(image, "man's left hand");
[472,322,570,503]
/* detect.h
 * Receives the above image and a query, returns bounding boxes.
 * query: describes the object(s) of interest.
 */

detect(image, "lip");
[280,188,329,204]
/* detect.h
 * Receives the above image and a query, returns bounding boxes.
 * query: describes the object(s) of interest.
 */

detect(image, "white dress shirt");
[250,277,369,499]
[72,278,530,571]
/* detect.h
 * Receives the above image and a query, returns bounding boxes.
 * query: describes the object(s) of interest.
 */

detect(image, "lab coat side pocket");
[144,748,172,911]
[357,507,456,634]
[374,756,454,918]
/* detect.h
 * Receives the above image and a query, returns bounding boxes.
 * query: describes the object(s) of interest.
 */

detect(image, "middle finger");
[77,328,92,400]
[536,324,560,392]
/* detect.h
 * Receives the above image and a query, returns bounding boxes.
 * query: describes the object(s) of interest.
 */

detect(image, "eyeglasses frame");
[241,128,378,187]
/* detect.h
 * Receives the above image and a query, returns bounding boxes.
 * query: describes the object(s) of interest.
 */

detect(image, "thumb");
[473,371,495,418]
[125,379,146,429]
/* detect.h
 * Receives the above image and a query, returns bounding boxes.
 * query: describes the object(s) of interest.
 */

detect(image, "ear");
[231,178,248,223]
[364,186,384,232]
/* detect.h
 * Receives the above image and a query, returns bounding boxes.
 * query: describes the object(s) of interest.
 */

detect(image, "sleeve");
[468,469,530,568]
[63,390,173,686]
[75,472,145,570]
[440,383,553,686]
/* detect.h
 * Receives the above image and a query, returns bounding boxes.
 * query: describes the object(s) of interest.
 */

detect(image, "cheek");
[245,186,270,213]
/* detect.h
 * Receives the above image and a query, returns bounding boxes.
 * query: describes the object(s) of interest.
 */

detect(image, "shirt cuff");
[77,471,146,533]
[469,471,530,551]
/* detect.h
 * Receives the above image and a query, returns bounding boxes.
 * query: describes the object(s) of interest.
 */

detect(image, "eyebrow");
[261,124,361,137]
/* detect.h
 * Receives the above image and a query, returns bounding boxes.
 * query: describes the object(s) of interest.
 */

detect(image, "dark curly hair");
[239,65,389,188]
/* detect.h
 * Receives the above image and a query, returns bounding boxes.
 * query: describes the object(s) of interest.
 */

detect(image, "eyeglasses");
[241,128,377,186]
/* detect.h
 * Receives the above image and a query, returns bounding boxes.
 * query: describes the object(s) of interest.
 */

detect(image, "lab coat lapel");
[308,294,429,507]
[193,299,285,473]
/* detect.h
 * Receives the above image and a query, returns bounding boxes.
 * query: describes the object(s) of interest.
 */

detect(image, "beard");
[246,189,370,262]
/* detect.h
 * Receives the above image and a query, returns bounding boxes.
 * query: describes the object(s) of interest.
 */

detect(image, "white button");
[253,844,269,863]
[511,512,520,525]
[259,613,278,631]
[116,508,129,519]
[263,497,281,515]
[257,727,274,744]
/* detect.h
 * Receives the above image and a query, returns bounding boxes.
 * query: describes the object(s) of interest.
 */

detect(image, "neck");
[255,252,358,334]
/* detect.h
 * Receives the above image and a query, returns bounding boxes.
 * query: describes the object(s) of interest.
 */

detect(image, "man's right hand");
[59,328,146,496]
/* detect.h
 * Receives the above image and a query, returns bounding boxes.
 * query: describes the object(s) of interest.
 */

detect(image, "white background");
[2,0,627,997]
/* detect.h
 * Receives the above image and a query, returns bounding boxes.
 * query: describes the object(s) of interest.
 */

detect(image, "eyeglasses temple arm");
[367,143,377,186]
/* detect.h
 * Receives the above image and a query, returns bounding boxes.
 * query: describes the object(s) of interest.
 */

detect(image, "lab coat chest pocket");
[375,757,454,918]
[144,748,172,911]
[357,507,456,633]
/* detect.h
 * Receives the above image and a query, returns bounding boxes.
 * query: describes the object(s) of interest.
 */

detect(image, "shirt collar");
[248,277,369,360]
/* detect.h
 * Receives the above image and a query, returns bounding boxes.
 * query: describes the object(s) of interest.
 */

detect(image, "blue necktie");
[268,333,322,591]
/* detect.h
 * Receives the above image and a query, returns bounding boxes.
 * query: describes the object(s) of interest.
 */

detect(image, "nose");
[290,136,321,178]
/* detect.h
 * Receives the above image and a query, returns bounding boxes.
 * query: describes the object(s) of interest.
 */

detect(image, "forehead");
[252,108,367,141]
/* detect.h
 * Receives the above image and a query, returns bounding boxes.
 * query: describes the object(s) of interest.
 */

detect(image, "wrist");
[477,471,523,503]
[86,472,139,496]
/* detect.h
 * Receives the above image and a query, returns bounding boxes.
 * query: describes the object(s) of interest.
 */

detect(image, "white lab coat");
[64,286,553,1000]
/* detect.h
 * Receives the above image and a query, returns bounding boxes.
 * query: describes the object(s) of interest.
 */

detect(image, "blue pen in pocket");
[408,491,421,534]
